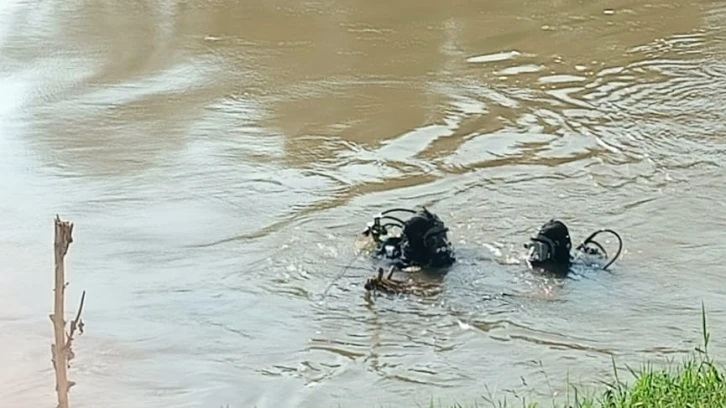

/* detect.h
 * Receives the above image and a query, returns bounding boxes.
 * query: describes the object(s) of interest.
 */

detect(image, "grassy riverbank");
[434,304,726,408]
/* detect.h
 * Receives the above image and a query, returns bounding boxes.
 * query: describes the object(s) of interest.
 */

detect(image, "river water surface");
[2,0,726,407]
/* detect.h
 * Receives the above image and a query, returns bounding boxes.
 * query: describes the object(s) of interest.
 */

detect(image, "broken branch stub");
[50,215,85,408]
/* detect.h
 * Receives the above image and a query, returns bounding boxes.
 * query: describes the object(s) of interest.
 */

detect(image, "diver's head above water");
[362,206,455,270]
[400,208,455,268]
[525,219,573,273]
[525,218,624,274]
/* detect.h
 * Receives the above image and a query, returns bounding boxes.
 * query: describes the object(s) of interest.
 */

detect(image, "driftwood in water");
[364,267,442,296]
[50,215,86,408]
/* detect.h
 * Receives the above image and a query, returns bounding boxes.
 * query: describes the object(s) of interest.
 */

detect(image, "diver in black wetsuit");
[525,218,623,275]
[361,207,455,272]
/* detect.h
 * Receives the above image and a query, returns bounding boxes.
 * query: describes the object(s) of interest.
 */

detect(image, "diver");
[524,218,623,275]
[361,206,456,272]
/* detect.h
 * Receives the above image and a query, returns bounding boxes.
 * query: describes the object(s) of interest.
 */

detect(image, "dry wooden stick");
[49,215,85,408]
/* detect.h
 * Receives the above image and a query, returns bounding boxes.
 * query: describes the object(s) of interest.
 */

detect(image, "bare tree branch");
[50,215,86,408]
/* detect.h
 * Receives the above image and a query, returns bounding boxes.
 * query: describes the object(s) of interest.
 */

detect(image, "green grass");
[425,302,726,408]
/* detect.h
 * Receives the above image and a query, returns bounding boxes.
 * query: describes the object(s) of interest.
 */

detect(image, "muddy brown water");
[2,0,726,407]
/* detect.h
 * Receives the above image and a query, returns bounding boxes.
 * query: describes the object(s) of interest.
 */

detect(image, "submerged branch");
[364,267,442,297]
